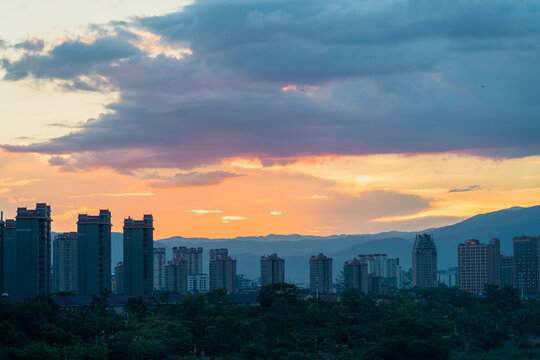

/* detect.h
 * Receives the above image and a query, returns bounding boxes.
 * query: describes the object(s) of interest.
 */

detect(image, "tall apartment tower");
[412,233,438,288]
[0,215,4,294]
[113,262,124,294]
[172,247,203,275]
[457,239,501,294]
[123,215,154,296]
[15,203,52,296]
[500,255,513,287]
[165,259,188,294]
[209,249,237,293]
[1,219,16,295]
[76,210,112,296]
[513,235,540,296]
[343,258,368,294]
[53,232,78,293]
[310,253,333,294]
[260,253,285,286]
[153,248,166,291]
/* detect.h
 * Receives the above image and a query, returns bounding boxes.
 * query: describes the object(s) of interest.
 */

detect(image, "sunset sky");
[1,0,540,239]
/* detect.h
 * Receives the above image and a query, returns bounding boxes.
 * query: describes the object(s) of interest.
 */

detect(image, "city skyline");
[1,1,540,239]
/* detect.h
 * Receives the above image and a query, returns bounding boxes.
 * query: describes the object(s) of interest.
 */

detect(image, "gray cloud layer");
[2,0,540,171]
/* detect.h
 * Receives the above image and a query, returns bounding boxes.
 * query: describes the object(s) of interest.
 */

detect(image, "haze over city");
[1,0,540,240]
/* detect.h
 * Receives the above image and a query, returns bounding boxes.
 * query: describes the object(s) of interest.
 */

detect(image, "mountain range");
[100,205,540,282]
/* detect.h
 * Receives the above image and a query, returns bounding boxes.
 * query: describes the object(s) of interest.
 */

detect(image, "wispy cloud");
[54,206,98,220]
[148,171,244,188]
[185,209,222,216]
[221,216,246,223]
[269,211,282,215]
[69,192,154,198]
[311,195,329,199]
[448,185,483,193]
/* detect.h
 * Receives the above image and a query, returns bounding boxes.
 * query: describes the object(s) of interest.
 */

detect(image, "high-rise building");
[1,219,16,295]
[309,253,333,294]
[343,257,368,294]
[209,248,237,293]
[357,254,402,289]
[188,274,209,293]
[113,262,124,294]
[53,232,78,293]
[15,203,52,296]
[123,215,154,296]
[0,214,4,294]
[500,255,513,287]
[260,253,285,286]
[76,210,112,296]
[153,248,166,291]
[412,233,438,288]
[172,247,203,275]
[457,239,500,294]
[513,235,540,296]
[165,259,188,294]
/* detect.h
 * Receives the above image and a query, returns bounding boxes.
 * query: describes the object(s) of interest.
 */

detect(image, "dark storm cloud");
[2,0,540,172]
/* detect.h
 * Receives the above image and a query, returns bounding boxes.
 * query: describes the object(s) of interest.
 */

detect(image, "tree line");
[1,284,540,359]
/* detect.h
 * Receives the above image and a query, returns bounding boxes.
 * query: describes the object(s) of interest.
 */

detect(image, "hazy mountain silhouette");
[99,205,540,282]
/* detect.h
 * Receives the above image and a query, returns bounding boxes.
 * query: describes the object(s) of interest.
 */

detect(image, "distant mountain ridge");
[55,205,540,282]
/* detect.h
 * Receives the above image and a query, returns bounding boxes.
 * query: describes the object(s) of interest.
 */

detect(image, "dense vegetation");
[1,285,540,359]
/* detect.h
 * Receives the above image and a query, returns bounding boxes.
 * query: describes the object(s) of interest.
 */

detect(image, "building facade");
[153,248,166,291]
[113,262,124,294]
[188,274,209,293]
[457,238,500,294]
[513,235,540,296]
[260,253,285,286]
[165,259,188,294]
[172,247,203,275]
[412,233,438,288]
[343,257,368,294]
[500,255,513,287]
[1,219,16,295]
[14,203,52,296]
[123,215,154,296]
[77,210,112,296]
[209,249,237,293]
[310,253,333,294]
[53,232,78,293]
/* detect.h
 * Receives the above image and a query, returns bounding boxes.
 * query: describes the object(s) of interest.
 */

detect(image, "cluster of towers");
[0,204,154,297]
[456,235,540,297]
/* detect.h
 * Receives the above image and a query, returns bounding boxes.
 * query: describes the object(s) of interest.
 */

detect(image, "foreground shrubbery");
[1,285,540,359]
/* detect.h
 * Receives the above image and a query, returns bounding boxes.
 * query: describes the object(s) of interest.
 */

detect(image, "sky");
[1,0,540,239]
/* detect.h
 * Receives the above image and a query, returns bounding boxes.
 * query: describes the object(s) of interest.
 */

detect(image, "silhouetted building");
[77,210,112,296]
[458,239,500,294]
[260,253,285,286]
[368,273,382,293]
[1,218,16,295]
[237,274,255,291]
[173,247,203,275]
[343,258,368,294]
[113,262,124,294]
[14,203,52,296]
[209,248,237,293]
[188,274,209,293]
[500,255,513,287]
[165,259,188,294]
[513,235,540,296]
[412,233,438,288]
[123,215,154,296]
[53,232,78,293]
[357,254,402,289]
[310,253,332,294]
[153,248,166,291]
[0,214,4,294]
